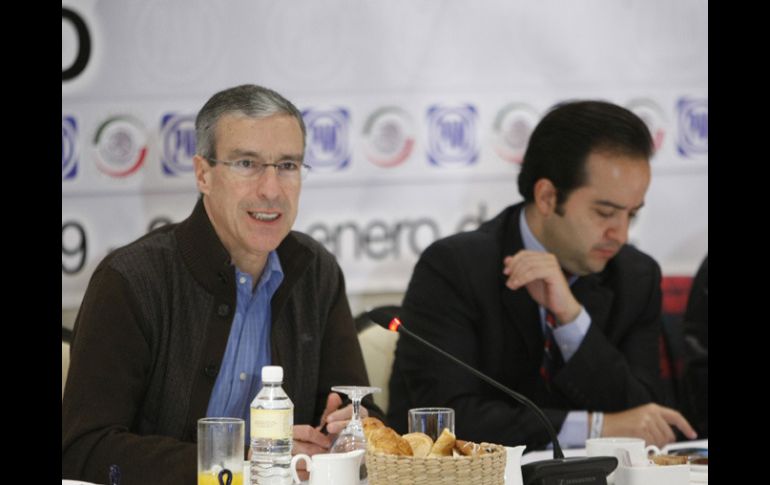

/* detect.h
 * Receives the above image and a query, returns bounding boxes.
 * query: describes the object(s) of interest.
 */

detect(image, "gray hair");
[195,84,306,159]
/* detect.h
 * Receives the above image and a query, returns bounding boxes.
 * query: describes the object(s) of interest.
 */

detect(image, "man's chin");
[248,239,283,254]
[586,258,610,274]
[571,256,607,275]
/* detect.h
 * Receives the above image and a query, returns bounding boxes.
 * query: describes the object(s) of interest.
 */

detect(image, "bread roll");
[651,454,688,466]
[403,432,433,458]
[478,442,498,456]
[368,426,413,456]
[428,428,456,457]
[454,439,480,457]
[362,416,385,441]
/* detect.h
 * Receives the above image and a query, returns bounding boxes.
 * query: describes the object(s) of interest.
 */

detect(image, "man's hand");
[290,425,333,481]
[284,392,371,481]
[503,250,581,324]
[293,424,333,455]
[602,403,698,448]
[248,423,333,481]
[314,391,370,439]
[322,395,369,436]
[316,392,343,435]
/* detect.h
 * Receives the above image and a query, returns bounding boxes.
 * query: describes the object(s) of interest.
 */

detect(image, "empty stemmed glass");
[329,385,380,483]
[329,385,381,453]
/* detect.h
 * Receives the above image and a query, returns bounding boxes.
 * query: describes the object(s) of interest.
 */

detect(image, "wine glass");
[329,386,380,483]
[329,385,381,453]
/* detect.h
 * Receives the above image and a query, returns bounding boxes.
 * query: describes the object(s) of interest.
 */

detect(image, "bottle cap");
[261,365,283,383]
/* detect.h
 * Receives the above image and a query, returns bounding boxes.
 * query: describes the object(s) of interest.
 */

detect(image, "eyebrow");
[226,149,304,161]
[594,199,645,211]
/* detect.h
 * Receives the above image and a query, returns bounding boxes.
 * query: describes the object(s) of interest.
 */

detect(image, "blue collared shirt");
[206,251,284,443]
[518,209,592,448]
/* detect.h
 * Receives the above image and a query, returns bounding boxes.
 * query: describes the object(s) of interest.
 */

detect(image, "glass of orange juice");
[198,417,244,485]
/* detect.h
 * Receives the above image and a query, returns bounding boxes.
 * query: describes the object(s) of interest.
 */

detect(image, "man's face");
[542,151,651,275]
[194,113,304,263]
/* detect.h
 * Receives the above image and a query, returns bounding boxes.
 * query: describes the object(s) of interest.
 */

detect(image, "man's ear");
[193,155,212,195]
[533,178,558,215]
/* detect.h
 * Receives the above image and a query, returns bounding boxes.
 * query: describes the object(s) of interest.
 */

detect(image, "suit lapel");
[501,285,543,361]
[496,204,545,361]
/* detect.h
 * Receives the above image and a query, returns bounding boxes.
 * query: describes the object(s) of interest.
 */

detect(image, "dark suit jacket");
[387,203,664,450]
[681,255,708,437]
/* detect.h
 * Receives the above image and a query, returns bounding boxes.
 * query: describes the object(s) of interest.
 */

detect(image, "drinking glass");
[329,386,380,483]
[328,386,381,453]
[407,407,455,442]
[197,417,245,485]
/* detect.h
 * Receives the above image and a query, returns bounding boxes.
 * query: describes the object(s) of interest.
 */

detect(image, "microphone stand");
[370,308,618,485]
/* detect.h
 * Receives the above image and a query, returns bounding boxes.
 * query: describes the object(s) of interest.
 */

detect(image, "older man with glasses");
[62,84,381,485]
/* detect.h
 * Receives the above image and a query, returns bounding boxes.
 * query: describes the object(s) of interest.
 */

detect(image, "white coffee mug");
[289,449,364,485]
[614,463,690,485]
[585,437,661,484]
[504,445,526,485]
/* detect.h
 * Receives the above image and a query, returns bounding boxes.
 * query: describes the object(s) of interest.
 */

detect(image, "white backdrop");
[62,0,708,308]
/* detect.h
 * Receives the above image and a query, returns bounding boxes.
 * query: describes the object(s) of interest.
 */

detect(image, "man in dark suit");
[680,255,708,438]
[387,100,696,450]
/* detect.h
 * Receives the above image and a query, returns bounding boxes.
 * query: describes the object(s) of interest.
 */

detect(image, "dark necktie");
[539,310,565,384]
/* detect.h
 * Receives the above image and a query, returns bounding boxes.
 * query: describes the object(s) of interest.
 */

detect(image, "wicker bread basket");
[366,442,506,485]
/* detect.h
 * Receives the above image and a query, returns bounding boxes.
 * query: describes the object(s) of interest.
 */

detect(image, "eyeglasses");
[205,157,310,181]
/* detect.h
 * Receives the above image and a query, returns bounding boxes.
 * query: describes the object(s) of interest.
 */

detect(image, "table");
[520,439,708,484]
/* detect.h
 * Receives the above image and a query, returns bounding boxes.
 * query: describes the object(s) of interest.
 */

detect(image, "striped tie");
[539,310,565,384]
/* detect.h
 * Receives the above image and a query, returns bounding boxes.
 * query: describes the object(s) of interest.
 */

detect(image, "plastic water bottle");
[250,365,293,485]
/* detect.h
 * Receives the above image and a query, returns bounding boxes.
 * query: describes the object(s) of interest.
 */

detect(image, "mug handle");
[290,453,312,484]
[645,444,661,458]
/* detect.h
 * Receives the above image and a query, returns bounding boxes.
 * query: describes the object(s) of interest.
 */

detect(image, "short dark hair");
[195,84,306,160]
[517,100,653,206]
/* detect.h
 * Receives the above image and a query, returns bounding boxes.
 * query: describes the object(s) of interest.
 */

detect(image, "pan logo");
[62,116,78,180]
[492,103,539,164]
[92,115,148,177]
[303,108,350,171]
[160,113,196,176]
[427,104,478,166]
[676,98,708,157]
[362,107,415,168]
[627,98,667,154]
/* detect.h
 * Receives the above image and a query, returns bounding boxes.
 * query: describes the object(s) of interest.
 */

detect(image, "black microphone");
[368,306,618,485]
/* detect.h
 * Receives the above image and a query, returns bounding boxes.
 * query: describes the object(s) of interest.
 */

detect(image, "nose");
[256,165,282,200]
[605,213,630,246]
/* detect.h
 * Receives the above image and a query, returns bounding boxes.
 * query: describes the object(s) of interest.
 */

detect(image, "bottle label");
[250,408,293,440]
